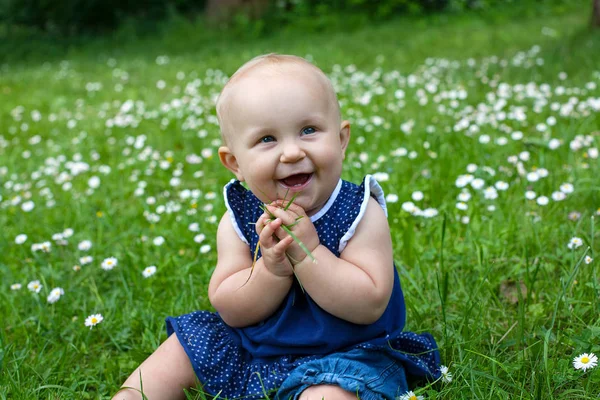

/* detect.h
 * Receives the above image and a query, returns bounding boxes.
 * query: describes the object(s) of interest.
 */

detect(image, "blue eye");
[260,135,275,143]
[301,127,316,135]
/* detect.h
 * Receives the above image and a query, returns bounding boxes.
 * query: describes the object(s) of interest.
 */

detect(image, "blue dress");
[166,175,441,399]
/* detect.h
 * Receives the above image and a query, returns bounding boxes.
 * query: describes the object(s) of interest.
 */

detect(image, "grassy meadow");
[1,3,600,399]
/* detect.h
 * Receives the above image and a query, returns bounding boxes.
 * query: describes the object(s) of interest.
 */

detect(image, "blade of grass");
[240,241,262,288]
[283,191,299,211]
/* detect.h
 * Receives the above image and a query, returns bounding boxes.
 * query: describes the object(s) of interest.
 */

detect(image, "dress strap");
[223,179,249,245]
[339,175,387,253]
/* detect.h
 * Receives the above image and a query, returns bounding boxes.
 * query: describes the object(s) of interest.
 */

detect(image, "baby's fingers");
[259,217,282,247]
[255,213,272,235]
[266,205,296,226]
[273,235,294,255]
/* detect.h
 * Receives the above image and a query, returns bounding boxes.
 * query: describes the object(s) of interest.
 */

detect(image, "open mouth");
[278,173,313,190]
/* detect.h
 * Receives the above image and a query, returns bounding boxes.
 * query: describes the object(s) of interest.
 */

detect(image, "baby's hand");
[255,213,295,277]
[264,201,320,266]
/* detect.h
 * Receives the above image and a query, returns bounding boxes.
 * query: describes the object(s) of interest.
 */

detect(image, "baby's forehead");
[216,58,339,143]
[230,61,328,92]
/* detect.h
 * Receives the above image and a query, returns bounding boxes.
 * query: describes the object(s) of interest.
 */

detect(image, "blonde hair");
[216,54,340,144]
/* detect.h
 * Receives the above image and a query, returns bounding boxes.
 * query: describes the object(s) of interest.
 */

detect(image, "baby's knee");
[111,387,145,400]
[298,384,358,400]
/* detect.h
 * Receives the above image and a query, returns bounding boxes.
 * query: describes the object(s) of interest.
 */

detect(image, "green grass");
[1,2,600,399]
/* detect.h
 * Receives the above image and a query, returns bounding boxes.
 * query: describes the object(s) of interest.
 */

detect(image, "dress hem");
[165,316,218,397]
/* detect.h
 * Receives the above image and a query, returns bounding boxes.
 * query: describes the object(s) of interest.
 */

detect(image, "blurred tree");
[0,0,207,35]
[205,0,269,22]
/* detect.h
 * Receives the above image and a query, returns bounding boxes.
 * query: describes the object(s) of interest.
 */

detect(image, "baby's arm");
[208,212,293,328]
[268,198,394,325]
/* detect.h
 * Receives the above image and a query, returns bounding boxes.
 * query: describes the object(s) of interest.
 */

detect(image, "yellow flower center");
[91,317,98,324]
[581,356,589,364]
[96,211,103,217]
[409,396,417,400]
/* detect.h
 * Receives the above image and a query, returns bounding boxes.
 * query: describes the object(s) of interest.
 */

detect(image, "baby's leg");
[112,334,197,400]
[299,385,358,400]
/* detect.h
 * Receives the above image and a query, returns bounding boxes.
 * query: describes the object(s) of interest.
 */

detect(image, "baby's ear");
[218,146,244,181]
[339,120,351,159]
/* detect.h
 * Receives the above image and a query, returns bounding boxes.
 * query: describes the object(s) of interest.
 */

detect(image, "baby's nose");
[280,141,306,163]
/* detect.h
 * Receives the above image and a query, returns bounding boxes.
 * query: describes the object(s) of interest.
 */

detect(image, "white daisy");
[15,234,27,244]
[470,178,485,190]
[440,365,453,383]
[455,174,474,188]
[536,196,549,206]
[525,190,537,200]
[80,255,93,265]
[78,240,92,251]
[21,201,35,212]
[484,187,498,200]
[585,255,593,264]
[567,237,583,249]
[526,172,539,182]
[34,241,51,253]
[411,191,424,201]
[385,194,399,203]
[512,131,524,141]
[457,191,471,202]
[551,191,566,201]
[142,266,157,278]
[84,313,104,329]
[47,287,64,304]
[548,138,561,149]
[101,257,118,270]
[402,201,417,213]
[537,168,549,178]
[372,172,389,182]
[10,283,22,290]
[27,280,42,293]
[194,234,206,243]
[200,244,211,254]
[153,236,165,246]
[422,208,438,218]
[494,181,509,191]
[560,183,574,194]
[573,353,598,371]
[88,176,101,189]
[399,390,424,400]
[466,163,478,173]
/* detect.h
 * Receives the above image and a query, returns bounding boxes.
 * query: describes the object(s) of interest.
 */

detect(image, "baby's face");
[218,65,350,216]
